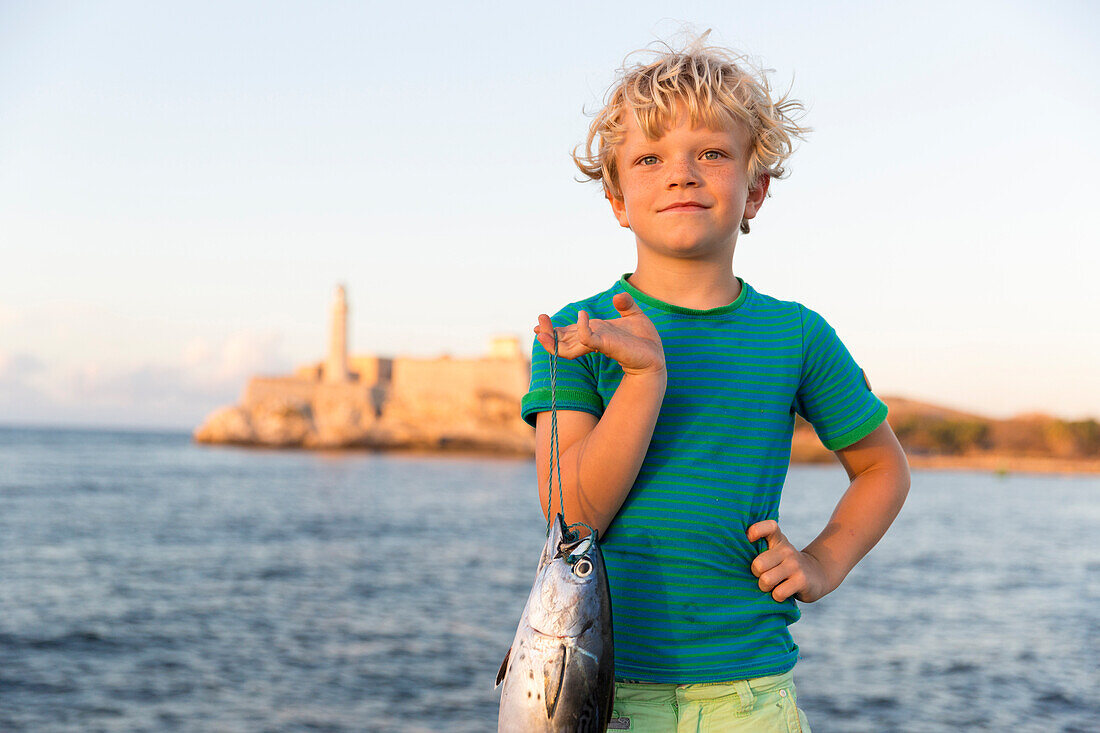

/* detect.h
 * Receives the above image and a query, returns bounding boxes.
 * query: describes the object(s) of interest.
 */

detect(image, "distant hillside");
[791,396,1100,474]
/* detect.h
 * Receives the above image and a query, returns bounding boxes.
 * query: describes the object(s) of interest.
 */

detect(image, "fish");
[496,513,615,732]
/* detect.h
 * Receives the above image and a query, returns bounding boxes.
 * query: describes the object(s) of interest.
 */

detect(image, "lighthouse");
[324,284,351,383]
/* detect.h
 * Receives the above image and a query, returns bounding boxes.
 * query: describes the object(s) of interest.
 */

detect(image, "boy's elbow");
[893,453,912,507]
[880,429,910,501]
[888,426,912,494]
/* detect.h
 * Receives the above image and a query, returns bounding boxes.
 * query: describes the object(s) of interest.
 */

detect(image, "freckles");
[711,168,742,186]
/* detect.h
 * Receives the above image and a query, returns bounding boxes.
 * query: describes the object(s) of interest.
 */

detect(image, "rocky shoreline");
[197,392,1100,475]
[194,288,1099,475]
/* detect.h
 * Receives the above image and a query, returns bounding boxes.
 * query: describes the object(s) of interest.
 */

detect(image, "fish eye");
[573,558,593,577]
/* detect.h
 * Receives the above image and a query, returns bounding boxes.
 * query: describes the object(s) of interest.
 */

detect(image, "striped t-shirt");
[520,274,887,683]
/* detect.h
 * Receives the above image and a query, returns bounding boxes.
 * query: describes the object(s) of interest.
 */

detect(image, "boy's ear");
[606,189,631,229]
[743,173,771,222]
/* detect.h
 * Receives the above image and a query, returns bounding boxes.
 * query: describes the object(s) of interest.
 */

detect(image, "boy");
[521,36,910,731]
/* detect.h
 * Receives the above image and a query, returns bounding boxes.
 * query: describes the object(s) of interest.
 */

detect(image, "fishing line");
[545,329,597,562]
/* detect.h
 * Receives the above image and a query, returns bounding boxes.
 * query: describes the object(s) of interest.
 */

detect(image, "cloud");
[0,351,45,380]
[0,331,293,428]
[0,351,55,420]
[69,330,291,406]
[181,331,289,390]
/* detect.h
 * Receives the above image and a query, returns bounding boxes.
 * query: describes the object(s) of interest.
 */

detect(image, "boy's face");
[607,106,767,261]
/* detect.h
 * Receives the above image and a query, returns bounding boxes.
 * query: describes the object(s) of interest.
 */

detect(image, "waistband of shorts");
[616,669,794,700]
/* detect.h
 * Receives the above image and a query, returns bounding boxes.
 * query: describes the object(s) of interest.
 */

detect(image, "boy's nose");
[666,158,699,188]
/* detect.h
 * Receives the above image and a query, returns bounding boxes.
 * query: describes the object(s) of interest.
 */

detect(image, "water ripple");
[1,426,1098,732]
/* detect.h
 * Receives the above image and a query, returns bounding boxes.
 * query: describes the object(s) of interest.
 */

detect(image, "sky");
[1,1,1098,429]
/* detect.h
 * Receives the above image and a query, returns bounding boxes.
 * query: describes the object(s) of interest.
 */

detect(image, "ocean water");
[0,426,1097,732]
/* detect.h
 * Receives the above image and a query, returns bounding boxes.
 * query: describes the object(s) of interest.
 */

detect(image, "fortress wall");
[293,356,391,387]
[294,364,323,380]
[242,377,321,407]
[242,355,529,419]
[347,355,393,387]
[243,376,376,410]
[311,380,375,407]
[390,356,530,406]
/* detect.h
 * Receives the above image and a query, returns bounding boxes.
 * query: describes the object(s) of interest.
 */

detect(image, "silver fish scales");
[496,513,614,732]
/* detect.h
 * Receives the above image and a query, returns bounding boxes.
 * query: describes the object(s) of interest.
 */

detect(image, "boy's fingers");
[771,578,801,603]
[535,333,558,355]
[611,292,642,316]
[535,319,571,354]
[577,311,603,348]
[759,560,803,598]
[758,564,788,593]
[750,550,783,577]
[746,520,780,545]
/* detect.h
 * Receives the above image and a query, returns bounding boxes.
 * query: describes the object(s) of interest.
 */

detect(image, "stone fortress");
[193,285,535,453]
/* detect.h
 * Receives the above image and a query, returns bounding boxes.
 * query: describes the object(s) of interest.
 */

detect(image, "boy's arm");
[532,292,666,535]
[749,420,910,602]
[535,369,665,535]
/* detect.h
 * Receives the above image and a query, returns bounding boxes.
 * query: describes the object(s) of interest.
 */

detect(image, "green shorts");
[608,669,811,733]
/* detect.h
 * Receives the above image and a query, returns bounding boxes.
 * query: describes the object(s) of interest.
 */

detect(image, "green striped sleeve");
[795,304,888,450]
[520,306,605,427]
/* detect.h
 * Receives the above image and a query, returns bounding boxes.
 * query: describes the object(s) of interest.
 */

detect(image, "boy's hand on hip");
[747,520,830,603]
[534,292,665,376]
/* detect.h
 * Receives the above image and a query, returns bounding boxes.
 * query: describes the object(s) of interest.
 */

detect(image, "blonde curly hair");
[574,32,810,234]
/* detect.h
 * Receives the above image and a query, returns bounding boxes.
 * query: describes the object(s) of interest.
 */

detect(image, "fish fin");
[494,647,510,688]
[543,644,567,719]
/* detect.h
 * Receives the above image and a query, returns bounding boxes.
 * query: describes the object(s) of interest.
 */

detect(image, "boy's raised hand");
[534,292,665,376]
[747,520,831,603]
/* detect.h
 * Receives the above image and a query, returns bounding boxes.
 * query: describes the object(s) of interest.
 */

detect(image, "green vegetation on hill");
[893,417,991,455]
[885,400,1100,459]
[792,397,1100,463]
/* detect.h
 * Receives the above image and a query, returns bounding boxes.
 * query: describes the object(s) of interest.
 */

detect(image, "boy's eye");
[638,155,659,166]
[702,150,724,161]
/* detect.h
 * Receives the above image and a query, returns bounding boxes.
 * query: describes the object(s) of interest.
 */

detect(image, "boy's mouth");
[659,201,709,212]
